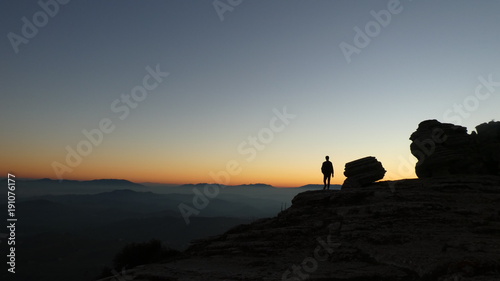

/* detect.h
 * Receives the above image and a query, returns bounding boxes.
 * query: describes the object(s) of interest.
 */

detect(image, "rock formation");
[410,120,500,178]
[97,176,500,281]
[475,121,500,175]
[342,156,386,188]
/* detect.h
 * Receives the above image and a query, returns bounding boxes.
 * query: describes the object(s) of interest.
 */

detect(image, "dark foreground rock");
[410,120,500,178]
[98,176,500,281]
[342,156,386,188]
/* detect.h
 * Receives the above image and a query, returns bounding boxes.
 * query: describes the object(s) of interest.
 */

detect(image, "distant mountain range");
[0,178,146,198]
[179,183,275,189]
[31,178,144,187]
[0,187,257,281]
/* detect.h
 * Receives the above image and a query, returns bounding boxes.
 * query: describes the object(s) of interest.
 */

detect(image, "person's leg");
[327,175,331,189]
[323,174,327,190]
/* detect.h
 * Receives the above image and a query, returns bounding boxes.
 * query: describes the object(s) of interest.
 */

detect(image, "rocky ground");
[98,176,500,281]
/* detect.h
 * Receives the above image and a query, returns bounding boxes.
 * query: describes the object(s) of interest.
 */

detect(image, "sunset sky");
[2,0,500,187]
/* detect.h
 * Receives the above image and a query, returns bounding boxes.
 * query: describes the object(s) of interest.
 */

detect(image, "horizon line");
[5,176,344,189]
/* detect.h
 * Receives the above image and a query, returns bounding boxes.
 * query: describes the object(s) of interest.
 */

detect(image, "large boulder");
[410,119,500,178]
[475,121,500,175]
[342,156,386,188]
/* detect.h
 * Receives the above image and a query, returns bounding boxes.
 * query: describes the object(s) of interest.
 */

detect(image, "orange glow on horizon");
[1,148,417,187]
[2,162,414,188]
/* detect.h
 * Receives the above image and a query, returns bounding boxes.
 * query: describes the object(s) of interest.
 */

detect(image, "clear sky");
[1,0,499,187]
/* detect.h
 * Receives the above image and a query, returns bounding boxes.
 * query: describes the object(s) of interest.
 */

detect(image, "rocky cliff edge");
[99,176,500,281]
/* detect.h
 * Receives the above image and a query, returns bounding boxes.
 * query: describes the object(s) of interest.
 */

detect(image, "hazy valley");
[0,179,339,281]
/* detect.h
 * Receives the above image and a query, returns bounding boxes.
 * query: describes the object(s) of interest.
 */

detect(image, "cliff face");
[102,176,500,281]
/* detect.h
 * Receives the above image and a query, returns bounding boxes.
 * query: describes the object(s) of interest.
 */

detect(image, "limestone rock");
[475,121,500,175]
[342,156,386,188]
[410,119,500,178]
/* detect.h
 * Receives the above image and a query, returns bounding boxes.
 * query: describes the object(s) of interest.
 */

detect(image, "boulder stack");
[410,119,500,178]
[342,156,386,188]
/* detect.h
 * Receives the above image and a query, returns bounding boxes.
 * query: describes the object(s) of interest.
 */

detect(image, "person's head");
[325,156,329,160]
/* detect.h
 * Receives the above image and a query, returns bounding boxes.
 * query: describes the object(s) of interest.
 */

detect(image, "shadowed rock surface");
[98,176,500,281]
[475,121,500,175]
[410,120,500,178]
[342,156,386,188]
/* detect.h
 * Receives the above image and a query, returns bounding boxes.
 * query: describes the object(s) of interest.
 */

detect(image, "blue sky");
[1,0,499,186]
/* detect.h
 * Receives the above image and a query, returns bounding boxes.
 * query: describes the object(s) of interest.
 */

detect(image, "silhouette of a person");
[321,156,334,190]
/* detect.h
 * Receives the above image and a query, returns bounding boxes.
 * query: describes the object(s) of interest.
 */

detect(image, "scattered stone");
[342,156,386,188]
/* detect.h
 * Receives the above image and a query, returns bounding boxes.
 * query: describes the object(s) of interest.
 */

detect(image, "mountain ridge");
[31,178,144,186]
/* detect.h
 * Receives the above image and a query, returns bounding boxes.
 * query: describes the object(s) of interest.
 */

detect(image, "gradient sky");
[2,0,499,187]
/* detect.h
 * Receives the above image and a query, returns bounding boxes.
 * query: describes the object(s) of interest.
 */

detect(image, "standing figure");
[321,156,334,190]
